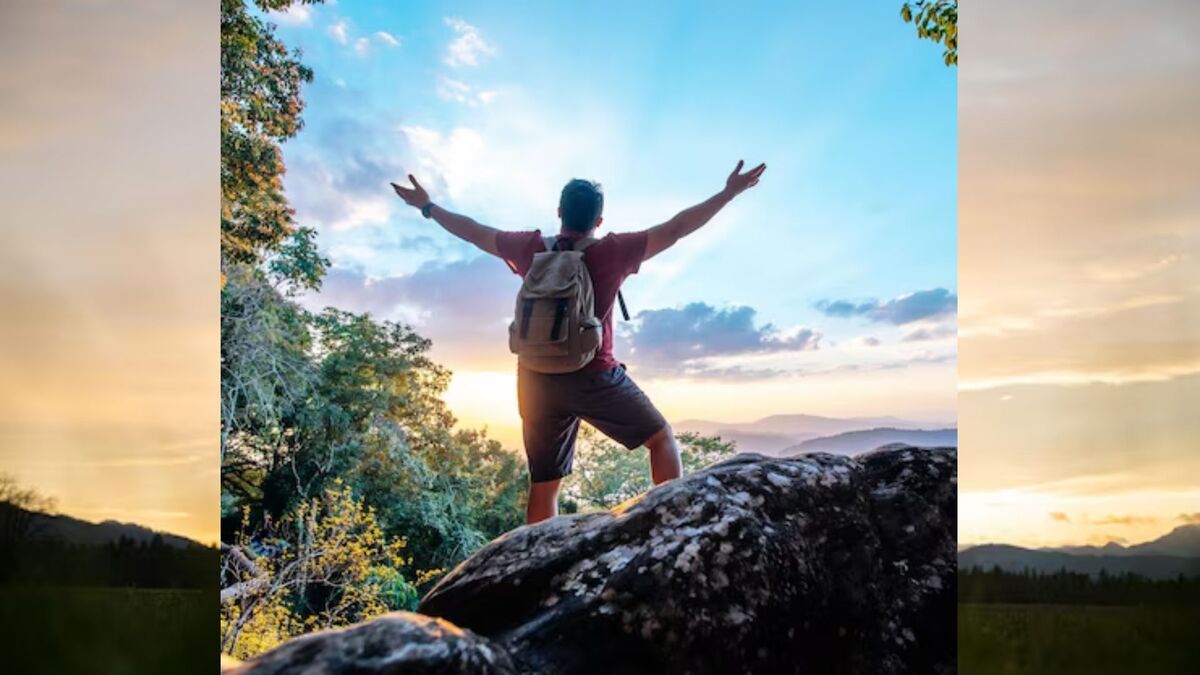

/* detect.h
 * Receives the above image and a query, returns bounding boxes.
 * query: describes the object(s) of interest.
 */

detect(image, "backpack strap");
[549,298,569,340]
[540,233,629,320]
[519,298,535,339]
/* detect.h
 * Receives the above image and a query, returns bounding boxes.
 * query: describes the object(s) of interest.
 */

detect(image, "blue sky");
[263,0,957,437]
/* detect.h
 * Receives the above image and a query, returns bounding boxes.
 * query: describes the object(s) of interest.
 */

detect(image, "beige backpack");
[508,236,603,373]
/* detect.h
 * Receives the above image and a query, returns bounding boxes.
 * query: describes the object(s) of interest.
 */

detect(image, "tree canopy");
[221,0,328,289]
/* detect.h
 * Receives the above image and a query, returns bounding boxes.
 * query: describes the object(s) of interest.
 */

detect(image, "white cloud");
[267,2,314,26]
[444,17,496,67]
[328,21,399,56]
[435,76,499,107]
[375,31,400,47]
[327,19,349,45]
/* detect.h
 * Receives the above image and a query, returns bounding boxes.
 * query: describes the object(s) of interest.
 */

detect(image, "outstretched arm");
[643,160,766,261]
[391,175,501,257]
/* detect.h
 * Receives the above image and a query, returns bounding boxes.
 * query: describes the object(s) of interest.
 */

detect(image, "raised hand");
[723,159,767,198]
[390,174,431,208]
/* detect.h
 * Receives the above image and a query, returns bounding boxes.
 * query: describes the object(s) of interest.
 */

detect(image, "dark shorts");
[517,364,668,483]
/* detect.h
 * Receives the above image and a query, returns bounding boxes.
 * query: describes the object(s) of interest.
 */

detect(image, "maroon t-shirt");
[496,229,648,372]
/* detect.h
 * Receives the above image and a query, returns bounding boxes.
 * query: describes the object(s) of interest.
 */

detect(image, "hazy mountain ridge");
[16,505,200,549]
[959,525,1200,580]
[783,427,958,456]
[676,413,948,456]
[1045,524,1200,558]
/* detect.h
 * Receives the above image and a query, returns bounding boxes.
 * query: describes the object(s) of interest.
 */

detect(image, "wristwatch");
[421,202,436,219]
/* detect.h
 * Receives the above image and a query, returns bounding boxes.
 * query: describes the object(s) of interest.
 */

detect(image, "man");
[391,160,766,523]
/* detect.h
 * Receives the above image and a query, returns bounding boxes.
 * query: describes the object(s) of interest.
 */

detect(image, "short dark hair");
[559,179,604,232]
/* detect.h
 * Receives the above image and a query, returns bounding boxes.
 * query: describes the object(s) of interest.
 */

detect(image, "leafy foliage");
[563,430,736,512]
[901,0,957,66]
[220,265,527,569]
[221,0,328,288]
[221,482,422,658]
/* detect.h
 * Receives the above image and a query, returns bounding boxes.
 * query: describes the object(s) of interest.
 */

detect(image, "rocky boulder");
[233,445,956,674]
[224,612,517,675]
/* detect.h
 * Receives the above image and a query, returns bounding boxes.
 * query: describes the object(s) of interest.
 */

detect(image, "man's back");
[497,229,648,372]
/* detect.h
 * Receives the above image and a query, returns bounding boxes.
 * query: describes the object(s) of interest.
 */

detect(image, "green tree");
[219,1,535,655]
[901,0,957,66]
[0,474,57,582]
[221,0,328,288]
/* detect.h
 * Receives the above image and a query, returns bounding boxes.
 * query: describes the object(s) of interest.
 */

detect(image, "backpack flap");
[509,234,603,373]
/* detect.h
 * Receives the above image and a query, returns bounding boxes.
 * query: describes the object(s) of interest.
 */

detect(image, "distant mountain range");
[677,414,954,456]
[1047,524,1200,558]
[782,427,958,456]
[18,506,200,549]
[959,525,1200,580]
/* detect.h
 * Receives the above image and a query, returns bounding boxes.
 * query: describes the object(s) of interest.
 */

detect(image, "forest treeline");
[0,477,218,589]
[959,566,1200,607]
[3,536,216,589]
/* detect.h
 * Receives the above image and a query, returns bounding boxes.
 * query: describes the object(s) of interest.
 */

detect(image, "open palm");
[725,160,767,197]
[390,174,430,208]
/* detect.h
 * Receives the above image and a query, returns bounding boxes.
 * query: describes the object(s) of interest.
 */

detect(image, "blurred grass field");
[0,586,215,675]
[959,603,1200,674]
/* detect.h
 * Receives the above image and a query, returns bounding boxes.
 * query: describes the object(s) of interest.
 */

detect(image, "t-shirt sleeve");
[495,230,543,275]
[611,230,650,276]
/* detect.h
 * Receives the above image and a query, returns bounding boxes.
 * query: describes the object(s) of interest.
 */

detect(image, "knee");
[647,423,675,448]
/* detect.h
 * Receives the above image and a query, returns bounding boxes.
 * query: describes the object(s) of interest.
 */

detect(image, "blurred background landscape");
[958,1,1200,672]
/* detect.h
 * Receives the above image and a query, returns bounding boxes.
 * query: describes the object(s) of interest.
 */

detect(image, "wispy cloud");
[74,507,192,521]
[902,323,957,342]
[24,454,206,469]
[816,288,957,325]
[436,76,499,107]
[305,258,521,368]
[1092,514,1159,527]
[625,302,821,365]
[327,18,349,45]
[1049,511,1070,523]
[444,17,496,67]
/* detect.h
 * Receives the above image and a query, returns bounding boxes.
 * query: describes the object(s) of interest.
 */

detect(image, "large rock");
[235,446,956,674]
[225,611,517,675]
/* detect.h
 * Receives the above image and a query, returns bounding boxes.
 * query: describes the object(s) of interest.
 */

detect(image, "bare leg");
[645,424,683,485]
[526,478,562,524]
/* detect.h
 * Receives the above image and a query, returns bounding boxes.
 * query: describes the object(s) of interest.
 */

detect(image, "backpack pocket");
[509,296,573,356]
[578,316,602,355]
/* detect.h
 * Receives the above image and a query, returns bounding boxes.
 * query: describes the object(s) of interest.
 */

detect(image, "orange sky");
[0,3,219,544]
[958,0,1200,548]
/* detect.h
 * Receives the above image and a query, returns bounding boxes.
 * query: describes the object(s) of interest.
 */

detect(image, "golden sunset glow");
[445,360,957,451]
[0,3,218,544]
[959,1,1200,548]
